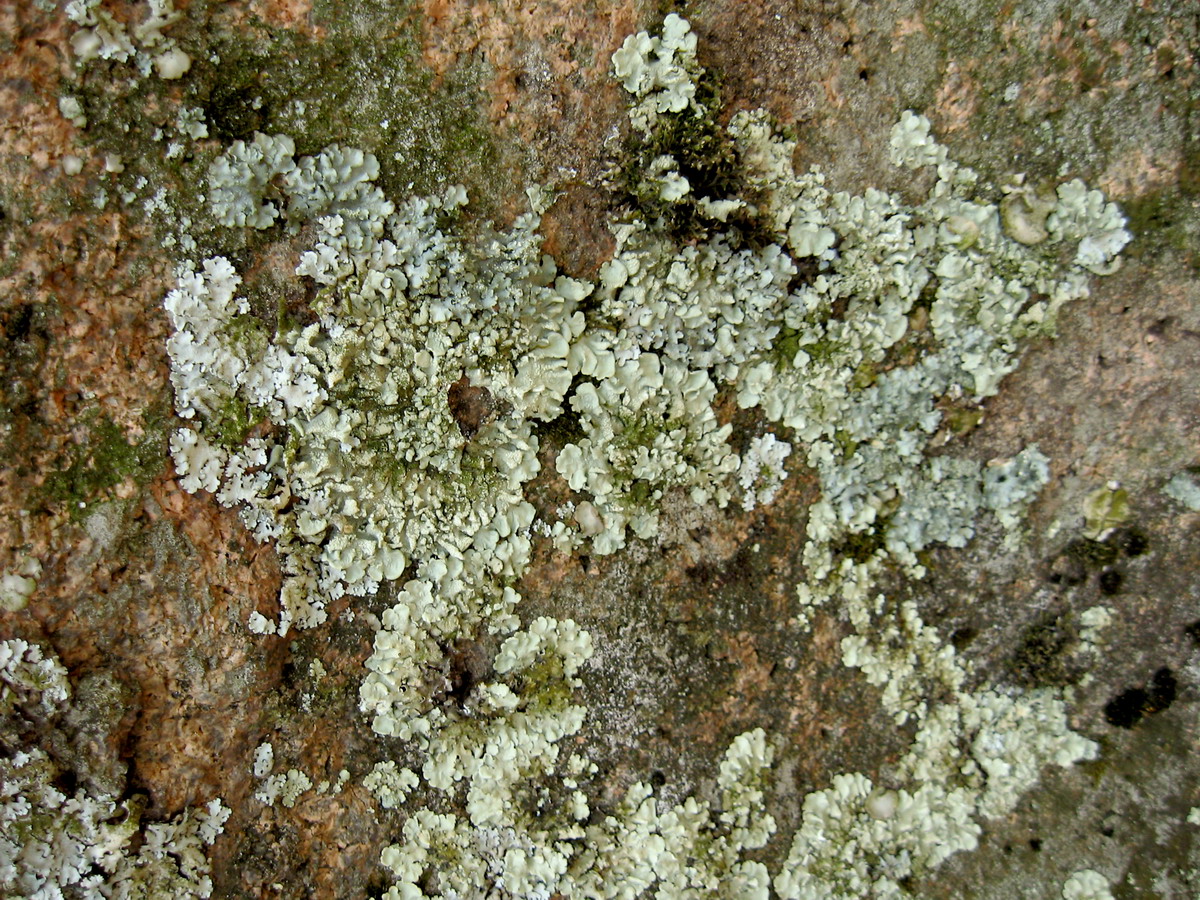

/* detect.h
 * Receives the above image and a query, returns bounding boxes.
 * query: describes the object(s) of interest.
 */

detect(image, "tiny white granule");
[154,48,191,79]
[1062,869,1113,900]
[252,741,274,778]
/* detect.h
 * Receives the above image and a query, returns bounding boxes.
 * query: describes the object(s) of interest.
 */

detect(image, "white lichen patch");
[256,769,312,808]
[1164,471,1200,511]
[0,638,69,712]
[363,761,419,809]
[1062,869,1115,900]
[166,177,589,632]
[738,433,793,512]
[554,353,738,553]
[151,13,1136,899]
[1078,605,1115,652]
[0,558,41,613]
[612,13,699,132]
[570,22,1120,577]
[58,94,87,129]
[66,0,190,82]
[379,726,777,900]
[205,133,300,230]
[251,741,274,779]
[174,106,209,141]
[250,742,319,809]
[0,640,228,900]
[780,584,1097,898]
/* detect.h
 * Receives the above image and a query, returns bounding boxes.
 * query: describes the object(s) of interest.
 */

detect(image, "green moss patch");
[40,412,166,513]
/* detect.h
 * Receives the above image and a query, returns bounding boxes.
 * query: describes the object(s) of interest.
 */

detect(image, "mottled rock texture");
[1,1,1197,897]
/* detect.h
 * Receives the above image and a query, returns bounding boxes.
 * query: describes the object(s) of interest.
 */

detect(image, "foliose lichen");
[33,4,1143,896]
[0,639,229,899]
[152,12,1132,898]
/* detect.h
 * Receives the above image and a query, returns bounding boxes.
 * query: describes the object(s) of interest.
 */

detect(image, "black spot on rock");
[1104,687,1149,728]
[1184,620,1200,646]
[205,81,267,143]
[1098,568,1123,595]
[1148,667,1177,713]
[1104,667,1177,728]
[1112,527,1149,558]
[5,303,33,342]
[951,626,977,651]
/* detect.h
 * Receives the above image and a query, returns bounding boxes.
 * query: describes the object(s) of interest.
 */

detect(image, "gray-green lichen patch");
[57,0,513,296]
[0,637,231,898]
[145,10,1139,895]
[615,23,773,248]
[1164,470,1200,512]
[198,7,506,208]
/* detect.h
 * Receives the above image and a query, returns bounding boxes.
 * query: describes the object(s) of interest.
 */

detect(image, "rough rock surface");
[1,1,1197,898]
